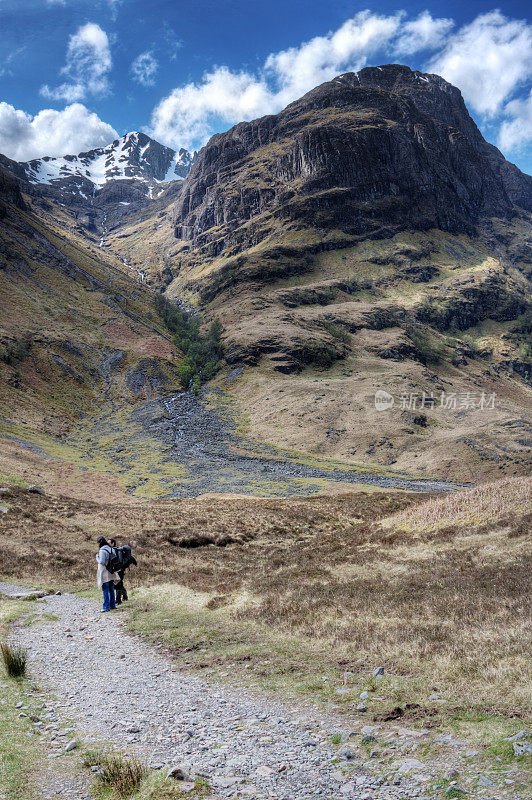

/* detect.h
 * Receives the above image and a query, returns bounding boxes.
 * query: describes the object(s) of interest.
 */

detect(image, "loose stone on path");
[4,587,529,800]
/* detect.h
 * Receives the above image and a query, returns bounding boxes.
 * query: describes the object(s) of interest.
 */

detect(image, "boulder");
[166,765,192,781]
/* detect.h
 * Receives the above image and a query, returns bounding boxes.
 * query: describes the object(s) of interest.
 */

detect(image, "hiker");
[109,539,137,605]
[96,536,118,613]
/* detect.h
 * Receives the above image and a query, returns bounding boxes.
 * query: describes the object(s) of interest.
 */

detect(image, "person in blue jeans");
[96,536,118,612]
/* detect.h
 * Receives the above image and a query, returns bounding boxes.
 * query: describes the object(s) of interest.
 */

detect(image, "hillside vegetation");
[0,163,184,448]
[0,477,530,733]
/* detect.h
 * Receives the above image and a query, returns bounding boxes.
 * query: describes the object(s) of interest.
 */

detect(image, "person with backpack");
[109,539,137,605]
[96,536,119,612]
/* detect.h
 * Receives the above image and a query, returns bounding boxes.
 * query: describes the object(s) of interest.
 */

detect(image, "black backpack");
[119,545,135,569]
[107,545,134,573]
[106,546,122,573]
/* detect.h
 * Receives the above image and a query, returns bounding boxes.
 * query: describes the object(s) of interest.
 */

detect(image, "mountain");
[159,63,531,482]
[0,132,196,243]
[0,63,531,488]
[172,64,531,276]
[0,153,182,448]
[15,132,196,206]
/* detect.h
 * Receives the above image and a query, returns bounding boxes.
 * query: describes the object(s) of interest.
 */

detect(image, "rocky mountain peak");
[173,64,531,256]
[17,132,196,201]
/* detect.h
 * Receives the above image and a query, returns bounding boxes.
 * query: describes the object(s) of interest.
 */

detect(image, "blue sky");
[0,0,531,173]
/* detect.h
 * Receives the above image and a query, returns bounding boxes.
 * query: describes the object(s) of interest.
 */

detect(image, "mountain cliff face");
[172,65,531,263]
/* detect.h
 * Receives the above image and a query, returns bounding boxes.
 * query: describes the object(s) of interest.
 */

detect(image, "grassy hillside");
[98,196,532,483]
[195,226,532,481]
[0,172,182,446]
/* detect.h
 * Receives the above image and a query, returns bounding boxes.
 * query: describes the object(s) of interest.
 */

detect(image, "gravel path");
[2,583,525,800]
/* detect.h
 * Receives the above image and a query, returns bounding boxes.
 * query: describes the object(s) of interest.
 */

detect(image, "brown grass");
[0,480,530,723]
[0,642,27,678]
[84,749,146,795]
[0,485,414,586]
[385,476,532,531]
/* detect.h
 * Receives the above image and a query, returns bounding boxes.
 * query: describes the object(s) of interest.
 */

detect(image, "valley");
[1,66,531,490]
[2,388,459,501]
[0,60,531,800]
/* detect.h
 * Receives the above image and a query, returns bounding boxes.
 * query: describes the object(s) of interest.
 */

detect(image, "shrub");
[85,749,146,796]
[461,334,491,358]
[155,295,224,390]
[365,307,404,330]
[518,342,532,362]
[1,642,27,677]
[175,358,196,389]
[190,376,202,396]
[282,286,337,307]
[295,339,340,368]
[338,276,376,295]
[510,310,532,360]
[415,297,448,330]
[0,336,32,366]
[322,321,351,345]
[512,308,532,338]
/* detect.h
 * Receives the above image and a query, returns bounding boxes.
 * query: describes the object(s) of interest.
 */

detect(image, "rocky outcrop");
[0,157,28,216]
[415,273,528,331]
[172,65,531,259]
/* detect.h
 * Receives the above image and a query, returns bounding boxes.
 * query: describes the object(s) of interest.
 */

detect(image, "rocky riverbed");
[62,388,462,498]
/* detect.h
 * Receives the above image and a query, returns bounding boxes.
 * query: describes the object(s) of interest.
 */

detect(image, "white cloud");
[151,9,460,150]
[427,11,532,116]
[131,51,158,87]
[394,11,454,55]
[40,22,112,102]
[498,90,532,151]
[108,0,122,21]
[163,22,182,61]
[0,46,26,79]
[150,68,275,149]
[265,10,401,105]
[0,101,117,161]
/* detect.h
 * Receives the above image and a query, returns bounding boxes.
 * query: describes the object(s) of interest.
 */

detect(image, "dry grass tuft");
[1,642,27,678]
[385,476,532,532]
[85,749,146,796]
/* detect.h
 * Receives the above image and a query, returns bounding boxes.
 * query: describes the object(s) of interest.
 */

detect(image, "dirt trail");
[2,583,526,800]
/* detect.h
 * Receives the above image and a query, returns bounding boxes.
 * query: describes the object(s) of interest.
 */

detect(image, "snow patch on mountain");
[20,132,195,194]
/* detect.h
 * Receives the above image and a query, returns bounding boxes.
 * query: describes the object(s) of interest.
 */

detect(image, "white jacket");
[96,545,119,589]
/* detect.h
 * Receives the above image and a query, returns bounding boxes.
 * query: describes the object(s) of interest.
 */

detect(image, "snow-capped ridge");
[19,132,196,193]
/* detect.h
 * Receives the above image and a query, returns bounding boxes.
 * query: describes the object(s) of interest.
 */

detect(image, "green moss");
[0,473,28,488]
